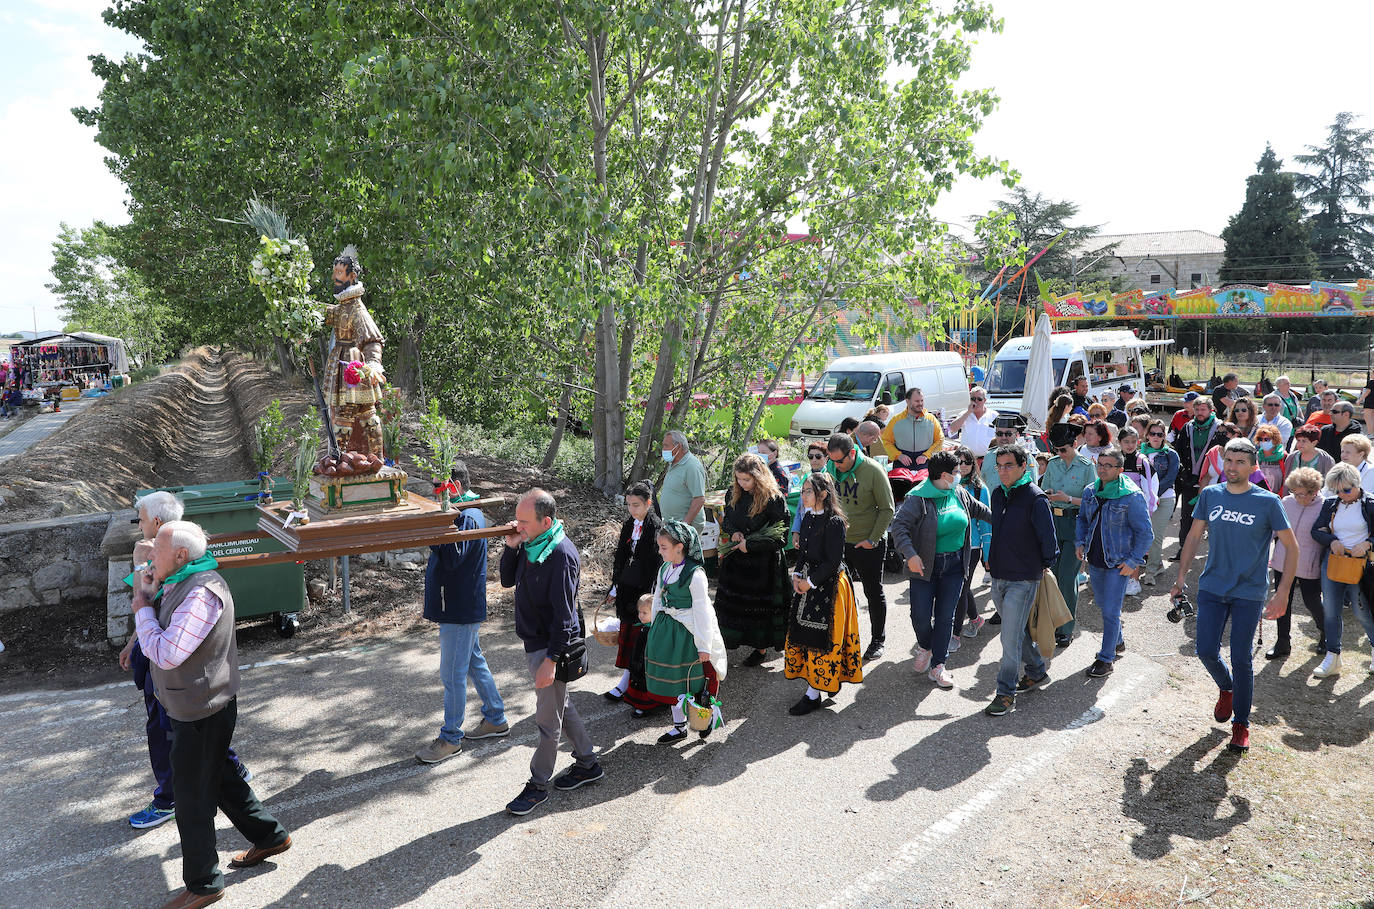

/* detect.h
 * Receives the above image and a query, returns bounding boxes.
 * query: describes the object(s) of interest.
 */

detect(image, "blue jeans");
[1086,563,1128,663]
[990,577,1048,697]
[910,550,965,667]
[438,622,506,744]
[1194,590,1262,726]
[1319,572,1374,655]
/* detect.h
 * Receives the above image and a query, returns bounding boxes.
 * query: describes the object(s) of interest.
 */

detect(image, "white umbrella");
[1021,312,1054,432]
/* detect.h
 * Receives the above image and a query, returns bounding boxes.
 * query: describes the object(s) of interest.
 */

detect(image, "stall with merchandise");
[7,331,130,397]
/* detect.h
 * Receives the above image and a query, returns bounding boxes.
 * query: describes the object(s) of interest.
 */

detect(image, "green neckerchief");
[456,489,479,503]
[1000,470,1033,495]
[1140,441,1168,456]
[1094,475,1140,500]
[160,554,221,593]
[1189,415,1216,463]
[824,449,865,486]
[524,519,565,564]
[1257,444,1285,464]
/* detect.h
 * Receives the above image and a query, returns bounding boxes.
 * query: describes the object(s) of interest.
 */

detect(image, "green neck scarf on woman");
[455,489,479,503]
[1000,470,1033,495]
[524,519,566,564]
[1140,440,1168,456]
[1094,475,1140,500]
[162,554,220,590]
[1257,444,1285,464]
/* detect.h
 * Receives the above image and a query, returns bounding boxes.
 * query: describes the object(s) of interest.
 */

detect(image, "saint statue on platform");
[317,246,387,477]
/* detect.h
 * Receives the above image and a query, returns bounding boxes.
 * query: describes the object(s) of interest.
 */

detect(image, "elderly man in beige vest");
[132,520,290,909]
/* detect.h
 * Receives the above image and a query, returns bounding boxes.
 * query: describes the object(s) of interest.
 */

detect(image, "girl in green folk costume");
[644,521,728,744]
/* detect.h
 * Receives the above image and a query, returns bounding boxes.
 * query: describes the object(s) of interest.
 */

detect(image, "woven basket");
[591,599,620,646]
[685,695,714,731]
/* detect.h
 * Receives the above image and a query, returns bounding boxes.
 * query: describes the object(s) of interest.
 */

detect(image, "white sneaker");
[1313,652,1342,679]
[947,635,961,653]
[928,664,954,689]
[912,647,932,673]
[1125,578,1142,596]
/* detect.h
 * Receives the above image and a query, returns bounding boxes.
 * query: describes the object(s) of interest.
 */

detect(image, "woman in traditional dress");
[644,521,728,743]
[784,472,863,714]
[602,482,664,710]
[714,453,791,666]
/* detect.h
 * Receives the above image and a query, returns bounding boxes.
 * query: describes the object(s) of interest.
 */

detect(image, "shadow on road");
[1121,728,1248,859]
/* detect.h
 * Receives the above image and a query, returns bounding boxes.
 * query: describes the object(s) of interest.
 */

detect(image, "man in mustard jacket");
[881,388,944,470]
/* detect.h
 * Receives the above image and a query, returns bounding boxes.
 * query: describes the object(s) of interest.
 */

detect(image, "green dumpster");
[136,479,307,637]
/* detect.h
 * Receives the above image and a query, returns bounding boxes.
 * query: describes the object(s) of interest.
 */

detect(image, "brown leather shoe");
[159,889,223,909]
[228,834,292,868]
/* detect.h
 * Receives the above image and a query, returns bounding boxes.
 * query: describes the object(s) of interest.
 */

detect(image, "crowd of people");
[118,370,1374,908]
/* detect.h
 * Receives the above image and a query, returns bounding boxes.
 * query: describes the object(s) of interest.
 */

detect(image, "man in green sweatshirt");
[824,432,896,659]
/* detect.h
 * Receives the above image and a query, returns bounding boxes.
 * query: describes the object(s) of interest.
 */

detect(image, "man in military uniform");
[319,246,386,476]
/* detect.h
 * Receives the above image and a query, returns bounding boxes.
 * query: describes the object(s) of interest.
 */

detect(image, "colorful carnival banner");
[1043,279,1373,320]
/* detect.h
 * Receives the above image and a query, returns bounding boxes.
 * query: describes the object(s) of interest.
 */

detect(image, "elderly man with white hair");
[132,520,289,908]
[119,492,250,833]
[660,430,707,533]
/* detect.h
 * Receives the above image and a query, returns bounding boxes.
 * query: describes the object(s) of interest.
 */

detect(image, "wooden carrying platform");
[208,493,514,569]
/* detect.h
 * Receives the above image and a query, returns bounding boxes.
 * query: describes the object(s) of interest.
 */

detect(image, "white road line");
[820,672,1149,909]
[0,699,626,886]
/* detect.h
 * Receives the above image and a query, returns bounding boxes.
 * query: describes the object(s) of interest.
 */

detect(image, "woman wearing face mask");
[890,450,992,689]
[952,445,992,641]
[1250,424,1284,491]
[751,439,791,493]
[784,473,863,714]
[602,482,665,708]
[715,453,791,667]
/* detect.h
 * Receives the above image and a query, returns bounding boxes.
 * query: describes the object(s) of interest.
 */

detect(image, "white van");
[983,329,1171,416]
[789,351,969,441]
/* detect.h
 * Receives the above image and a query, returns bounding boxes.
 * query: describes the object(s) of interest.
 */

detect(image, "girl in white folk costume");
[643,521,728,743]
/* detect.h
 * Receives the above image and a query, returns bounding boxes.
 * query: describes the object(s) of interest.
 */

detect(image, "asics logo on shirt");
[1208,504,1256,526]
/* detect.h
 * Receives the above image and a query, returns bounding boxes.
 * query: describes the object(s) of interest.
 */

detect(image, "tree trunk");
[391,312,426,400]
[542,326,589,471]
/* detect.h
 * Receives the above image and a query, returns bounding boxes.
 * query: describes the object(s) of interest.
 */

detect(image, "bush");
[129,364,161,383]
[450,421,596,486]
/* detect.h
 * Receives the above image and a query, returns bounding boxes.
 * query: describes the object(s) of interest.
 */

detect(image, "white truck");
[789,351,969,441]
[983,329,1171,416]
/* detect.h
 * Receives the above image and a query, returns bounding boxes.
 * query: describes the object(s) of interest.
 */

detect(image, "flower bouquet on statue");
[342,360,381,387]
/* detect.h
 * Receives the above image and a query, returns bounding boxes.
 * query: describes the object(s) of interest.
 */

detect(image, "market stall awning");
[10,331,130,376]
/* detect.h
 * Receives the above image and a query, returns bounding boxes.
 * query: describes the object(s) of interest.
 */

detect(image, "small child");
[620,594,665,715]
[643,521,728,743]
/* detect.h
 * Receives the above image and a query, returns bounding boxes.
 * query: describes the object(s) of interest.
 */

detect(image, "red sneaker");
[1227,722,1250,753]
[1213,689,1233,723]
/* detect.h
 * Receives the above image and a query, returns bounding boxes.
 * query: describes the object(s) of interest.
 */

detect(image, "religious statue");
[317,246,387,477]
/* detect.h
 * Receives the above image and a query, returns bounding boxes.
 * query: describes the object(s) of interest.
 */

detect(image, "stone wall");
[0,512,114,621]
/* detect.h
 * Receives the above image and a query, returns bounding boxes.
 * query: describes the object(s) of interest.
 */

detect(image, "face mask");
[1260,440,1275,453]
[662,449,675,462]
[746,446,759,455]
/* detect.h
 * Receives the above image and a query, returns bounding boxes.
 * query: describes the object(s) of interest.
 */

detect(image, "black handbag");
[553,607,590,683]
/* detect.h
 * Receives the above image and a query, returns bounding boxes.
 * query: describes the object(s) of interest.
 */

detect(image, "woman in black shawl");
[714,452,791,666]
[603,482,664,702]
[784,472,863,713]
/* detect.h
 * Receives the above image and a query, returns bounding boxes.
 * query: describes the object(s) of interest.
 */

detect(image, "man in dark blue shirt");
[499,488,602,814]
[415,461,509,764]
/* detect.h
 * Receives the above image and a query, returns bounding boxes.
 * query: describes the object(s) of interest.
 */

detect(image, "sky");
[2,0,1373,333]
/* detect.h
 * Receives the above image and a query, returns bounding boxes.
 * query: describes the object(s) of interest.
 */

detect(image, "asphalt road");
[3,560,1217,909]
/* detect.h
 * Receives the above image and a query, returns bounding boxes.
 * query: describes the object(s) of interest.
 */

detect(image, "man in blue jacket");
[984,444,1059,717]
[500,488,602,815]
[416,461,510,764]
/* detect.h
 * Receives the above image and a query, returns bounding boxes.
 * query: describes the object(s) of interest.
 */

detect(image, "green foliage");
[377,385,407,462]
[246,227,323,364]
[973,187,1112,292]
[250,399,290,475]
[412,398,458,482]
[290,406,324,509]
[79,0,1015,496]
[1219,145,1318,285]
[47,222,171,367]
[449,421,595,487]
[1294,112,1374,279]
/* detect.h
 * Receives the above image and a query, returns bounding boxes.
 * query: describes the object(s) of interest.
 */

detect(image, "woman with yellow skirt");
[784,472,863,714]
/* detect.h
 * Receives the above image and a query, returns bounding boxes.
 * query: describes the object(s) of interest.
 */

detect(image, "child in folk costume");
[602,482,664,703]
[784,472,863,714]
[619,595,667,715]
[644,521,728,743]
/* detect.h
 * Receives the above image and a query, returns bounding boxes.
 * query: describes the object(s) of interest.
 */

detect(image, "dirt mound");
[0,348,310,523]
